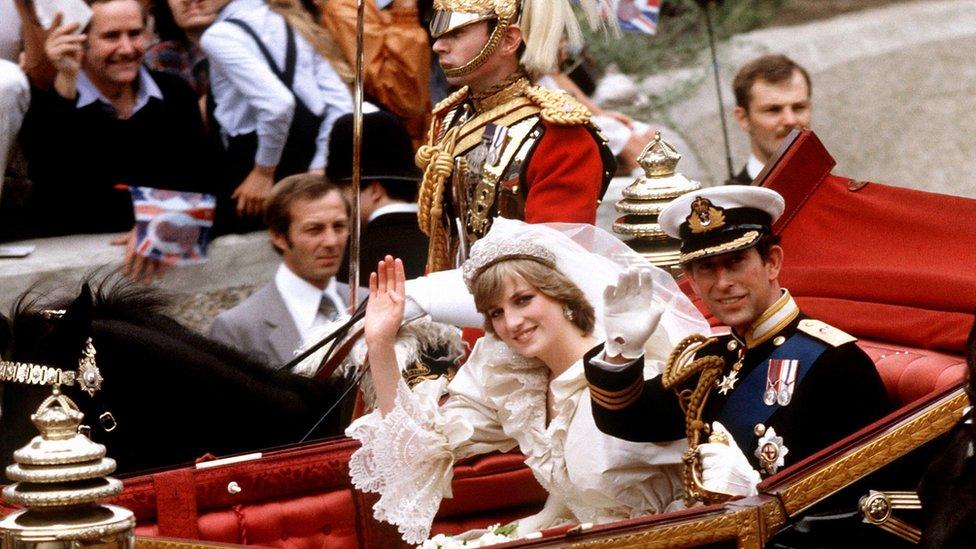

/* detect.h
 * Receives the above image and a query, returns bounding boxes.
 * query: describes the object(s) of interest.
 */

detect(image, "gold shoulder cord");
[417,87,472,271]
[662,333,734,506]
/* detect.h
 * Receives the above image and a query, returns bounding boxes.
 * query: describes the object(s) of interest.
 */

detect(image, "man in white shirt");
[728,54,812,185]
[200,0,352,229]
[210,174,359,368]
[0,0,29,191]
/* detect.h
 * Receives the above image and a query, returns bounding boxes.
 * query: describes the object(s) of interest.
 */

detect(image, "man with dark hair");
[585,186,889,498]
[328,111,428,285]
[728,54,812,184]
[210,174,360,367]
[18,0,214,239]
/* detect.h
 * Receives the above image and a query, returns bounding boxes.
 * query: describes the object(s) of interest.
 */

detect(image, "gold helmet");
[430,0,607,78]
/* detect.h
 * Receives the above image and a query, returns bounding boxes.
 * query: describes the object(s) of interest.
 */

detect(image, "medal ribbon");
[717,332,830,451]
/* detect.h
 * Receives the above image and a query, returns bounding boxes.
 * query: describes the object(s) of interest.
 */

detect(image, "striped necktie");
[318,295,338,322]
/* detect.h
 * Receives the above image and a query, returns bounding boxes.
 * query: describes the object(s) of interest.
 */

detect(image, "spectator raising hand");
[43,13,86,98]
[18,0,218,249]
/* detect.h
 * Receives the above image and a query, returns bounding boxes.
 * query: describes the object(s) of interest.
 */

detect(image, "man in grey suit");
[211,174,358,368]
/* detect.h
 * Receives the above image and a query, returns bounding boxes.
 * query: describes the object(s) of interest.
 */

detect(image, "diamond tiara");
[462,240,557,291]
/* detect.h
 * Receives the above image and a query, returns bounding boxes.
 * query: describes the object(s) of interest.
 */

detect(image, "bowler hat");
[325,111,422,184]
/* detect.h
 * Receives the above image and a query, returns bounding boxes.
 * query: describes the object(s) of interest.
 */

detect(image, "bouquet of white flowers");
[418,523,519,548]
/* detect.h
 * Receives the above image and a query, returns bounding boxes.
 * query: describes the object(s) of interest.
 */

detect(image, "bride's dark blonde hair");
[471,259,595,336]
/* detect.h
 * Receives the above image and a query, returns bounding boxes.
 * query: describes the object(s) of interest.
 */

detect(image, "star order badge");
[755,427,789,475]
[716,369,739,395]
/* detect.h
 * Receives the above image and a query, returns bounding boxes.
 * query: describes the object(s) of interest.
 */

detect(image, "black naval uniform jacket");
[584,294,891,474]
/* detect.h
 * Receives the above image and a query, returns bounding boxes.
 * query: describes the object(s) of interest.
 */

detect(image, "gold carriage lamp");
[612,132,702,276]
[0,387,135,548]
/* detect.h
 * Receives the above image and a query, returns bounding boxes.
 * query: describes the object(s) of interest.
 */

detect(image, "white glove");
[404,269,482,328]
[603,267,662,359]
[699,421,761,497]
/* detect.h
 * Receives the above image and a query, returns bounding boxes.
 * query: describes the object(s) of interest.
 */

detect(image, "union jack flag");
[602,0,661,35]
[128,186,217,266]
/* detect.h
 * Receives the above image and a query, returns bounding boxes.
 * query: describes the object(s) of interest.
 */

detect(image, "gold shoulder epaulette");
[523,85,591,126]
[797,319,856,347]
[432,86,469,116]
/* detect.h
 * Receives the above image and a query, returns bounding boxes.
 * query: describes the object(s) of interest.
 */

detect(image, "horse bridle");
[0,337,116,432]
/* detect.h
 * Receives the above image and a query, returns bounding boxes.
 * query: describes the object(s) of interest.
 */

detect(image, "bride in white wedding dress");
[346,219,708,544]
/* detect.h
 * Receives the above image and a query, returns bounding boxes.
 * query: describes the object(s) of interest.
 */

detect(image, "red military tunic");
[523,121,607,225]
[416,77,615,271]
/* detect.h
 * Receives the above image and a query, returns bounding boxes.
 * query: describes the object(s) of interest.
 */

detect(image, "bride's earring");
[563,304,574,321]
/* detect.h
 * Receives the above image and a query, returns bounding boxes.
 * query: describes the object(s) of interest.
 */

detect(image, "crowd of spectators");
[0,0,434,247]
[0,0,806,310]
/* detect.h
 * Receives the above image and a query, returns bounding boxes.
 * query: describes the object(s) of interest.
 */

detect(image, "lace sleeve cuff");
[345,377,471,544]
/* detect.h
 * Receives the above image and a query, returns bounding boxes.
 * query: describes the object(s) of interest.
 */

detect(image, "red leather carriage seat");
[857,339,966,407]
[112,442,545,549]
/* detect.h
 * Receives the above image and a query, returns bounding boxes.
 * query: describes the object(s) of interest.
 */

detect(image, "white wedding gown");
[346,334,687,544]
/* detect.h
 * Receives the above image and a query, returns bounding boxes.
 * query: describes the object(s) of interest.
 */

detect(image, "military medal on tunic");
[755,427,789,475]
[765,359,798,406]
[716,343,745,395]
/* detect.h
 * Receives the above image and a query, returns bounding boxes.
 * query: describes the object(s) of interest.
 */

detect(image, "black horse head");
[5,282,96,372]
[0,278,346,477]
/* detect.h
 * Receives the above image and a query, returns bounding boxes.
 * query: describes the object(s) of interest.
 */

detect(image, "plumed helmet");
[429,0,609,78]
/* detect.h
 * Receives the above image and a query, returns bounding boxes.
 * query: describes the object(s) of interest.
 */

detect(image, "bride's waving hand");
[364,256,406,415]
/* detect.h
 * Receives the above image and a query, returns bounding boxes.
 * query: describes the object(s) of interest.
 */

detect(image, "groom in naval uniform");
[210,174,361,368]
[585,186,890,496]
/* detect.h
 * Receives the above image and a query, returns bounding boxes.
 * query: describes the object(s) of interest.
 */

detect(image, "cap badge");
[687,196,726,233]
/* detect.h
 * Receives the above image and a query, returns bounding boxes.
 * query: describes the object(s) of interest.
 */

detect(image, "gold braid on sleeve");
[662,333,733,507]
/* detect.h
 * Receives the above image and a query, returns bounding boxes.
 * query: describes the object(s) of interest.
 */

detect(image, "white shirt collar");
[744,289,799,348]
[746,154,765,180]
[76,66,163,116]
[369,202,418,223]
[274,263,343,340]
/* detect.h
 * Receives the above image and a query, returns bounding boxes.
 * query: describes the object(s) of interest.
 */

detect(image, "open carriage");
[4,130,974,548]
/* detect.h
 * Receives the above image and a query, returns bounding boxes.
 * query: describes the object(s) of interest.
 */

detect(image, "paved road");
[637,0,976,197]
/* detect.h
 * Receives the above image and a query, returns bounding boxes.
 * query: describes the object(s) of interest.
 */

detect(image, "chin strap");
[443,16,511,79]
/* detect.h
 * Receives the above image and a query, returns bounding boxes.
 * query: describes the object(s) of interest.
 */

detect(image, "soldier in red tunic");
[416,0,615,271]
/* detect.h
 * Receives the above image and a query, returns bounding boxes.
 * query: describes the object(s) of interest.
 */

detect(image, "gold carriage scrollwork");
[559,387,967,548]
[776,387,967,515]
[561,499,786,549]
